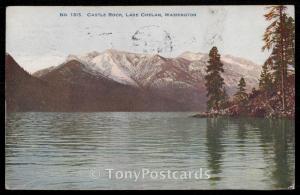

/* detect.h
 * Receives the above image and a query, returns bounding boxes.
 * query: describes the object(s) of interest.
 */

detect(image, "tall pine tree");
[205,46,226,111]
[262,5,294,111]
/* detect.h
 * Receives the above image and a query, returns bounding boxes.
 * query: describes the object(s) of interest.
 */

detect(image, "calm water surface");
[5,112,295,190]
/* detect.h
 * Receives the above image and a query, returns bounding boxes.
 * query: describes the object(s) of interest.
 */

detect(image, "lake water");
[5,112,295,190]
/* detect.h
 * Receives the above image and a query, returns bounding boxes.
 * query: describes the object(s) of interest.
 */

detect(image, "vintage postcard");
[5,6,295,190]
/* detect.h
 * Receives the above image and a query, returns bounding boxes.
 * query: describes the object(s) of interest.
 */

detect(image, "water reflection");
[5,113,294,189]
[260,119,294,189]
[206,118,226,182]
[204,117,294,189]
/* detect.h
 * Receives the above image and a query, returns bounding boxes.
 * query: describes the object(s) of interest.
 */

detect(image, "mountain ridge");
[6,50,261,112]
[6,54,202,112]
[34,49,260,94]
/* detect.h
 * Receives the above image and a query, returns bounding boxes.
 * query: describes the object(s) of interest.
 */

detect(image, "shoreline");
[191,112,295,120]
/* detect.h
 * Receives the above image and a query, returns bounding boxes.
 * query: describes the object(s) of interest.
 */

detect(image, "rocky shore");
[191,109,294,119]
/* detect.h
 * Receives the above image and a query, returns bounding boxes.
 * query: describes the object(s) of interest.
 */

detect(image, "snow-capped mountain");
[29,49,261,111]
[6,50,262,112]
[6,54,190,112]
[35,49,260,93]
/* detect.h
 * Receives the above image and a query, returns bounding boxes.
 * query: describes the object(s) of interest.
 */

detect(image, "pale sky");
[6,6,294,73]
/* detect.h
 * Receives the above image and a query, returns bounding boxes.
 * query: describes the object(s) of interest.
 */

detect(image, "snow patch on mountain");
[65,50,139,86]
[178,51,206,61]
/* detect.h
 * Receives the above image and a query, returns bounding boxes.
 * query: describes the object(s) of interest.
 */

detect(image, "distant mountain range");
[5,50,261,112]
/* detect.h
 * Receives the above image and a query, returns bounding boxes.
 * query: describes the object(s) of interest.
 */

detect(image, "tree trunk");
[279,7,286,111]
